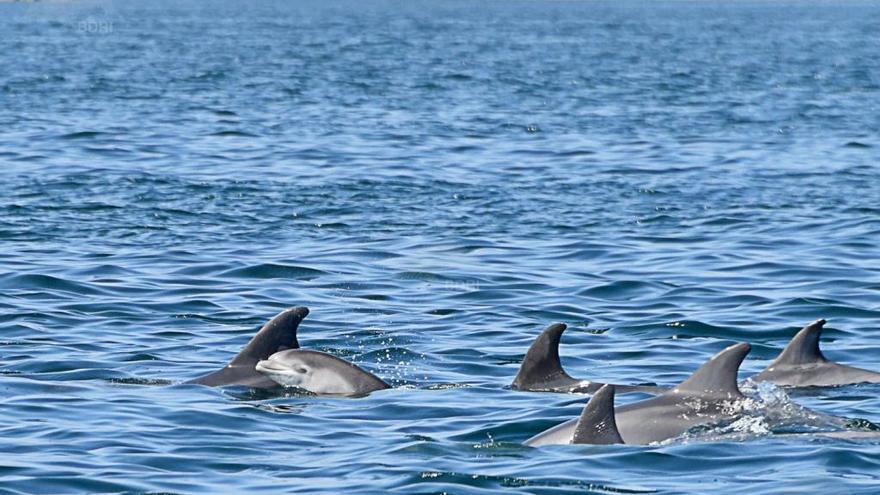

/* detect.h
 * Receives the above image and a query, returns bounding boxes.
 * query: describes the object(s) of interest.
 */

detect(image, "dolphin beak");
[255,360,285,373]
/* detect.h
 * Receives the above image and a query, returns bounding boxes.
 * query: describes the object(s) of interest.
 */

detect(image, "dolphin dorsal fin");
[229,307,309,366]
[674,343,751,399]
[572,385,624,445]
[512,323,575,389]
[771,319,827,366]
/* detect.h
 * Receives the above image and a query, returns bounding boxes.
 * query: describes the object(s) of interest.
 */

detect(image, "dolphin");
[186,307,310,388]
[256,349,390,396]
[753,319,880,387]
[567,384,880,445]
[525,342,752,446]
[511,323,668,395]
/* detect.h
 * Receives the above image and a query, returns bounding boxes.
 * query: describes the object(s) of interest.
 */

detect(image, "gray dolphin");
[753,319,880,387]
[525,342,752,446]
[511,323,668,395]
[568,384,880,445]
[187,307,310,388]
[256,349,390,396]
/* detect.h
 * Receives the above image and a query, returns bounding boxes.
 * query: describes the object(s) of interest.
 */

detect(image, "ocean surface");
[2,0,880,493]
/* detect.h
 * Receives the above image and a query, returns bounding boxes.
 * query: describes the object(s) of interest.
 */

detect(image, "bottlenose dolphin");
[525,342,752,446]
[511,323,668,394]
[753,319,880,387]
[187,307,310,388]
[568,384,880,445]
[256,349,390,396]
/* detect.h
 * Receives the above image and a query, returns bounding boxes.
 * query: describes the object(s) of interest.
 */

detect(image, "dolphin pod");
[525,343,752,446]
[519,319,880,447]
[513,319,880,392]
[182,307,880,445]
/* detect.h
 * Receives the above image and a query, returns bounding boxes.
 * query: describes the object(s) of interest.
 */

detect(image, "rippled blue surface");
[2,0,880,493]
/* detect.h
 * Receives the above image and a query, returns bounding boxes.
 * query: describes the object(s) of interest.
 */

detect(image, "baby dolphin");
[186,307,310,388]
[511,323,667,395]
[256,349,390,396]
[753,319,880,387]
[525,342,752,446]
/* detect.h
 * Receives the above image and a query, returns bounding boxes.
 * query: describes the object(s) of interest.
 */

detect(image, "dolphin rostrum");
[511,323,668,395]
[525,342,752,446]
[187,307,310,388]
[256,349,390,396]
[753,319,880,387]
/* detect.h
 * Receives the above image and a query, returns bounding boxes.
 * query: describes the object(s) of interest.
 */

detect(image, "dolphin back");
[754,319,880,387]
[187,307,310,388]
[228,307,309,366]
[572,385,624,445]
[511,323,578,390]
[768,319,828,366]
[674,342,750,399]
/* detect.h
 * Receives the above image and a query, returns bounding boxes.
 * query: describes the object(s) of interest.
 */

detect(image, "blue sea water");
[2,0,880,493]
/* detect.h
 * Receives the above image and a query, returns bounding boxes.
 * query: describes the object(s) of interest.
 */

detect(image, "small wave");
[208,130,259,137]
[69,264,139,277]
[698,216,751,226]
[403,471,656,494]
[0,273,109,296]
[58,131,107,140]
[220,263,326,280]
[108,377,173,386]
[578,280,675,300]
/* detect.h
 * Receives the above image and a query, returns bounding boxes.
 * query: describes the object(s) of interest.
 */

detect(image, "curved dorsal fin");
[511,323,575,389]
[229,306,309,366]
[674,342,750,399]
[572,385,624,445]
[770,319,827,366]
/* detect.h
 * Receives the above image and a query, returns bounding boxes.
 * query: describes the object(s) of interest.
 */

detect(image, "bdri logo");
[443,280,480,292]
[76,18,114,34]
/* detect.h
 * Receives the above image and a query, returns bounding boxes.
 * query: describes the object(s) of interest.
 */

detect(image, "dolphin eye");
[296,367,308,374]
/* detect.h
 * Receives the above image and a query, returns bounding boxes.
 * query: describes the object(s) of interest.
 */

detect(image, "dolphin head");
[256,349,377,395]
[257,349,324,389]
